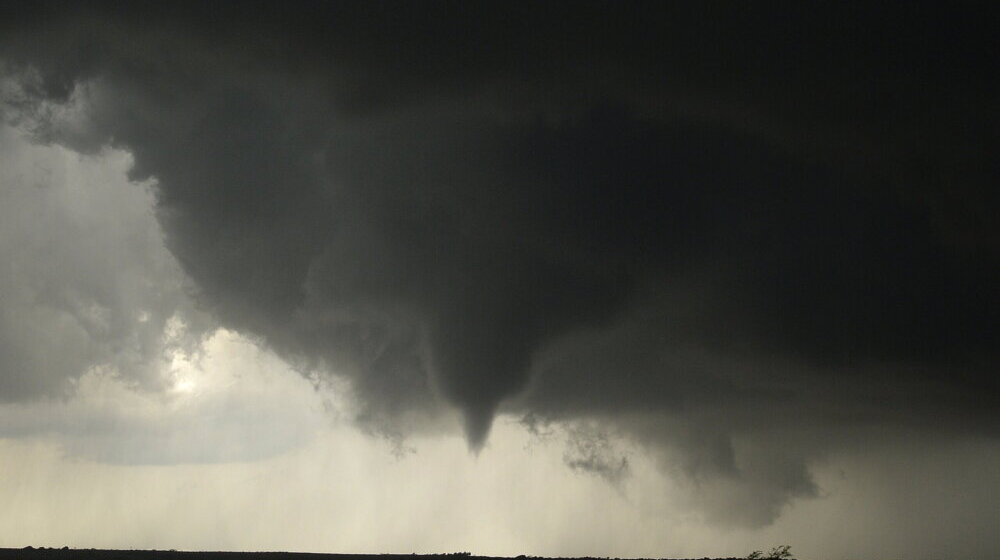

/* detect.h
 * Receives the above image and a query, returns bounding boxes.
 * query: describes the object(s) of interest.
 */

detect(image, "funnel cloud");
[1,2,997,530]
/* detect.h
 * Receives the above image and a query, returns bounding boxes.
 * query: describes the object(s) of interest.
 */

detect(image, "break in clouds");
[1,3,997,528]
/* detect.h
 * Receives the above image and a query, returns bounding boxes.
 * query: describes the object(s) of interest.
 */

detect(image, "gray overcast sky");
[0,3,997,558]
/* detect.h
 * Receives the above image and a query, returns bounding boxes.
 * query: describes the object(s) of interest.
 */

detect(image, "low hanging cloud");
[1,3,997,527]
[561,423,631,489]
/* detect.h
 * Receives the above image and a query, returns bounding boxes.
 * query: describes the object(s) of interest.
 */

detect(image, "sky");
[0,2,997,558]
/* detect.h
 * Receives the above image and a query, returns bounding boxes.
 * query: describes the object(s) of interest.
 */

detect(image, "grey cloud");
[561,423,631,488]
[1,2,997,527]
[0,123,205,401]
[0,330,328,465]
[0,391,316,465]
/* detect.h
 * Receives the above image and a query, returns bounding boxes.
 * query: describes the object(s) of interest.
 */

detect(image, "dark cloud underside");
[1,1,997,524]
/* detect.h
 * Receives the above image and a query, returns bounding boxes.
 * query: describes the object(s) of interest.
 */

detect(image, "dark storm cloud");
[1,1,997,524]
